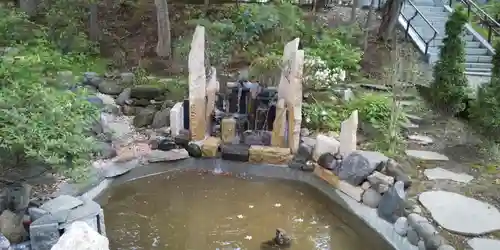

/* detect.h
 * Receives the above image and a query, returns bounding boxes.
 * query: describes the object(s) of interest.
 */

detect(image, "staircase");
[399,0,495,77]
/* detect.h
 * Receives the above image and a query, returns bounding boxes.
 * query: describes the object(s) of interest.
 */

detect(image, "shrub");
[0,8,106,180]
[430,6,469,115]
[470,41,500,141]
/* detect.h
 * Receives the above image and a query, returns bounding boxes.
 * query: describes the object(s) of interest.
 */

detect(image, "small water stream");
[100,171,389,250]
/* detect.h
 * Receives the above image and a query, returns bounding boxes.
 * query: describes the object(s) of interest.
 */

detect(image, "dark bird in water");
[260,228,292,249]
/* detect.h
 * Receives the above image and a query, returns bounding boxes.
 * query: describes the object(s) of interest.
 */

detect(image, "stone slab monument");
[188,25,207,141]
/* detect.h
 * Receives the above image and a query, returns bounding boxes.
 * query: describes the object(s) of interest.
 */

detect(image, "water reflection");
[102,171,386,250]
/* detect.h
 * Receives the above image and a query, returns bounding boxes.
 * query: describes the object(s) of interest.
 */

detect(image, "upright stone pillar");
[339,110,358,156]
[205,67,219,135]
[170,102,184,137]
[277,38,300,100]
[188,25,207,141]
[286,49,304,154]
[271,99,286,147]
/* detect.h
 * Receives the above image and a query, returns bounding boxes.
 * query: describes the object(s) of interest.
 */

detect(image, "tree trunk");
[155,0,172,58]
[350,0,359,24]
[377,0,403,42]
[18,0,37,16]
[89,4,100,42]
[362,0,376,51]
[204,0,209,16]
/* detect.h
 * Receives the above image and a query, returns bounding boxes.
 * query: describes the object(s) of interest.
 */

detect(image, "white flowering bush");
[303,55,346,90]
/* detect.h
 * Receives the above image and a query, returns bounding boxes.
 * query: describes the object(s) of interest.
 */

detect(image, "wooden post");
[188,26,207,141]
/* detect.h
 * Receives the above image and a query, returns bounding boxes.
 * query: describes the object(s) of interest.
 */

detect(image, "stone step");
[466,67,492,73]
[414,6,447,13]
[465,55,491,63]
[465,62,493,70]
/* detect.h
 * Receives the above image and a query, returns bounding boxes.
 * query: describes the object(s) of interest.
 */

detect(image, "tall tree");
[378,0,403,42]
[155,0,172,58]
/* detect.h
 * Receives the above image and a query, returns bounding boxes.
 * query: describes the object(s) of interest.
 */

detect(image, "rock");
[186,142,203,158]
[40,195,83,214]
[5,183,31,211]
[372,183,390,194]
[151,108,170,129]
[360,83,389,91]
[426,234,447,250]
[221,144,250,162]
[337,151,388,186]
[423,167,473,183]
[122,105,139,116]
[405,150,449,161]
[132,99,152,107]
[384,159,412,189]
[367,171,395,187]
[393,217,409,236]
[120,72,134,85]
[103,159,140,178]
[94,142,117,159]
[407,227,419,246]
[312,134,340,161]
[130,86,163,99]
[407,134,434,145]
[157,138,177,151]
[467,238,500,250]
[83,72,102,87]
[174,129,190,148]
[314,166,340,187]
[377,181,405,222]
[300,128,310,137]
[97,81,123,95]
[300,136,316,148]
[28,207,48,222]
[317,153,335,170]
[417,240,426,250]
[406,114,423,124]
[51,221,109,250]
[201,137,221,157]
[87,96,104,107]
[437,245,455,250]
[361,181,371,190]
[115,88,131,105]
[249,146,292,165]
[0,210,25,243]
[361,188,382,208]
[133,108,156,128]
[338,181,364,202]
[242,130,272,146]
[0,233,9,250]
[147,149,190,162]
[339,110,358,155]
[418,190,500,235]
[170,102,184,137]
[301,161,315,172]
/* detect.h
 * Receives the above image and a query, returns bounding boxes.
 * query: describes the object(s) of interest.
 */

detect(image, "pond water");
[101,171,390,250]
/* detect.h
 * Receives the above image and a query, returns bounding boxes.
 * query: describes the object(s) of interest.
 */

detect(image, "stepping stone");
[405,114,423,124]
[360,83,390,91]
[40,195,83,214]
[406,150,449,161]
[103,159,140,178]
[468,238,500,250]
[400,121,419,130]
[423,167,474,183]
[407,134,434,145]
[419,191,500,235]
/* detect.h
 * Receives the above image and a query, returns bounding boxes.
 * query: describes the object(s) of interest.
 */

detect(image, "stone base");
[221,144,250,162]
[201,137,221,157]
[248,146,292,165]
[313,165,340,187]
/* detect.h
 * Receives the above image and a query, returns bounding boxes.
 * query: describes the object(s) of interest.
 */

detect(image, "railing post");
[488,26,493,43]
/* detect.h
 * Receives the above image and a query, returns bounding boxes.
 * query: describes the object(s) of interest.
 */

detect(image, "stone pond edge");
[78,158,418,250]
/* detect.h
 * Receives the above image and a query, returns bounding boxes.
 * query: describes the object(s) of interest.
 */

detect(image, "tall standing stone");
[169,102,184,137]
[286,49,304,153]
[277,38,300,100]
[188,25,207,141]
[271,99,286,147]
[205,67,219,135]
[339,110,358,156]
[221,117,236,144]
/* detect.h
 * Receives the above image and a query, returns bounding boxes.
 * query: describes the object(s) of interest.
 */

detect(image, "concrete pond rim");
[81,158,417,250]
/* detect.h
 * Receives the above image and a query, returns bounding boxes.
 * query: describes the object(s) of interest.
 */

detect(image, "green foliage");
[0,8,106,181]
[430,6,469,115]
[470,41,500,142]
[302,100,347,132]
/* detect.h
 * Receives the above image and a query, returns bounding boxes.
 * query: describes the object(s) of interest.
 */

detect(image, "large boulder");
[130,86,163,99]
[133,108,156,128]
[0,210,26,244]
[337,151,388,186]
[97,81,123,95]
[151,108,170,129]
[51,221,109,250]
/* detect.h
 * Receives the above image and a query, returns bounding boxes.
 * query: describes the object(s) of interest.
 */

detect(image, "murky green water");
[101,171,390,250]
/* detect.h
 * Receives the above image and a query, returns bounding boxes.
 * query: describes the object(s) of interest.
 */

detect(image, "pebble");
[417,240,426,250]
[394,217,409,236]
[437,245,455,250]
[426,234,447,250]
[361,188,382,208]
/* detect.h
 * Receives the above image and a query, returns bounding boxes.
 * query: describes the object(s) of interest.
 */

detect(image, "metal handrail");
[449,0,500,43]
[400,0,439,55]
